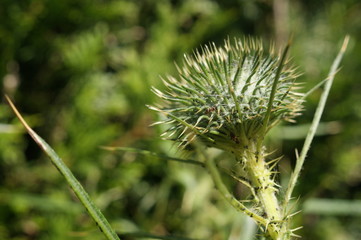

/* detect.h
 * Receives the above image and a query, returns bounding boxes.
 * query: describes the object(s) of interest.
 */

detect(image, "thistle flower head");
[150,38,303,152]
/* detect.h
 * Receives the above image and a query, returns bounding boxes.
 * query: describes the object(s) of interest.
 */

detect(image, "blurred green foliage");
[0,0,360,239]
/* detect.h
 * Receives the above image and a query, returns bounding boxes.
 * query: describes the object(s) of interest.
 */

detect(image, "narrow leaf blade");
[5,95,121,240]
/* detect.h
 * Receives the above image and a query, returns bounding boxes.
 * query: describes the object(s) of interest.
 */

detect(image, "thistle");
[150,37,304,240]
[151,38,302,152]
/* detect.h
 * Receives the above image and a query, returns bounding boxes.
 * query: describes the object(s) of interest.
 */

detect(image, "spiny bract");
[150,38,303,151]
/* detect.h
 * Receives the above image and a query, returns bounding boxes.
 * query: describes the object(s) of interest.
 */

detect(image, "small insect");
[205,106,217,114]
[230,132,240,143]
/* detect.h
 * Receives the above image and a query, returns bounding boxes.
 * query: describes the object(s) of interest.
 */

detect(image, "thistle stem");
[241,141,284,240]
[201,143,289,239]
[202,154,267,226]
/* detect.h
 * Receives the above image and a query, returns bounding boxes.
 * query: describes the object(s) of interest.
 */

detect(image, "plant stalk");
[241,140,286,240]
[203,155,267,226]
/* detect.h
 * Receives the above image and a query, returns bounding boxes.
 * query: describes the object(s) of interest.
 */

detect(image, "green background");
[1,0,360,239]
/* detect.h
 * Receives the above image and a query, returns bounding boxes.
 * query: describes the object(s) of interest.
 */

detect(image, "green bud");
[150,38,303,152]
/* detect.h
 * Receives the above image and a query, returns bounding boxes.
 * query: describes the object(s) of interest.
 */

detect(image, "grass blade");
[5,95,121,240]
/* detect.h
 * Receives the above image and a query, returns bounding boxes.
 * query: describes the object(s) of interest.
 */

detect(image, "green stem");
[242,141,285,240]
[203,155,267,226]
